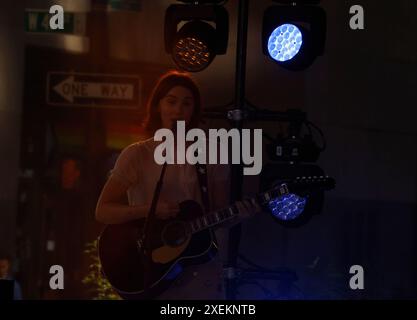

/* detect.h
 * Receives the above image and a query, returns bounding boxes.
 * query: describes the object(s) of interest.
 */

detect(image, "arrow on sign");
[53,76,134,103]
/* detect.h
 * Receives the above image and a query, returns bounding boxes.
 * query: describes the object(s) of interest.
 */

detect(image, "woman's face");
[158,86,195,130]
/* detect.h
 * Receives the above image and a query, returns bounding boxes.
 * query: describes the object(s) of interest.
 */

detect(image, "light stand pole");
[224,0,249,300]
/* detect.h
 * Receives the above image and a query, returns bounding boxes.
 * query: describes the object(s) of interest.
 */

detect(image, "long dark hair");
[143,70,202,135]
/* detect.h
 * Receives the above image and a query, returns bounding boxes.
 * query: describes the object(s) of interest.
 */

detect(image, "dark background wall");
[0,0,24,266]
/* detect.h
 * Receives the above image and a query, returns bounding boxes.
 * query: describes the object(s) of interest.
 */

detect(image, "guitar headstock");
[256,175,335,206]
[286,175,336,194]
[260,175,335,223]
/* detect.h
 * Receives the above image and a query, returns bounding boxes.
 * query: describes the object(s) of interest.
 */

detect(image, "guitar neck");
[187,184,289,234]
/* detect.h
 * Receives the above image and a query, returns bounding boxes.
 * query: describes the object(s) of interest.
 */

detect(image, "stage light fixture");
[260,163,334,228]
[172,20,216,72]
[164,2,229,72]
[267,23,303,62]
[262,1,326,70]
[268,193,307,221]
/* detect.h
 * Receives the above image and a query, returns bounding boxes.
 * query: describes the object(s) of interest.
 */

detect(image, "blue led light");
[268,193,307,221]
[268,24,303,62]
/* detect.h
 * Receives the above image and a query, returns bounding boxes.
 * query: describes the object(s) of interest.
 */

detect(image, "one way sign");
[47,72,140,108]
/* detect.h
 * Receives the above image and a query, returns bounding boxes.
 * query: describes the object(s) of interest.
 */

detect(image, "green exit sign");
[24,10,86,35]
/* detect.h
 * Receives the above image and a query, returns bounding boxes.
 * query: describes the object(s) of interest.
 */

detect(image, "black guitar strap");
[194,162,210,213]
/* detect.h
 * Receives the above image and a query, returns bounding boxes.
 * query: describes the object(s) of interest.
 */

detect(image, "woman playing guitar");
[95,70,260,299]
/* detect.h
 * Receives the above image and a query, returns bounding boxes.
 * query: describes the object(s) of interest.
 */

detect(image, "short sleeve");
[110,143,141,188]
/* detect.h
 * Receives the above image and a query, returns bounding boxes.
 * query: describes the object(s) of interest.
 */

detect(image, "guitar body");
[98,200,218,300]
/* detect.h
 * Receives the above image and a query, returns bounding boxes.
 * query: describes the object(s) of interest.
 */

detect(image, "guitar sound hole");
[161,222,189,247]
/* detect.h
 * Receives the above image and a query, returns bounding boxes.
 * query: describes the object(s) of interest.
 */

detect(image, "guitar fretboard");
[188,184,289,234]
